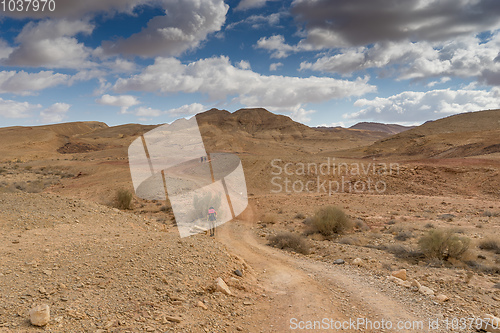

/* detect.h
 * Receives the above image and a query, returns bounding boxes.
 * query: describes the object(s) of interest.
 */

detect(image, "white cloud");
[237,60,251,70]
[269,62,283,71]
[299,33,500,83]
[101,0,228,57]
[427,77,451,88]
[4,19,94,69]
[128,103,205,118]
[0,97,41,118]
[226,12,283,29]
[113,56,376,111]
[39,103,71,123]
[96,94,140,113]
[167,103,205,116]
[291,0,500,49]
[0,70,70,95]
[235,0,276,11]
[255,35,297,58]
[348,88,500,123]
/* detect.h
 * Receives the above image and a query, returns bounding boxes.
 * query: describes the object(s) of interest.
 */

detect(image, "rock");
[479,314,500,333]
[29,304,50,327]
[214,277,232,295]
[387,276,411,288]
[391,269,407,281]
[234,269,243,277]
[164,315,182,323]
[236,327,244,331]
[411,279,421,289]
[197,301,208,310]
[434,294,449,303]
[419,285,434,296]
[333,259,345,265]
[172,300,182,305]
[352,258,363,266]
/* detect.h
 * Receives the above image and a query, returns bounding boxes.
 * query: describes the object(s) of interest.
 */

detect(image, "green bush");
[309,206,352,236]
[116,189,133,210]
[418,229,470,260]
[269,232,310,254]
[191,192,221,220]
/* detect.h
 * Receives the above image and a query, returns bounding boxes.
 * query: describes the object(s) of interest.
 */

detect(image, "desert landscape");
[0,108,499,332]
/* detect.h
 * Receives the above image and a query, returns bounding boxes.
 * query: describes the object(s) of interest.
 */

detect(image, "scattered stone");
[164,315,182,323]
[411,279,421,289]
[197,301,208,310]
[419,285,435,296]
[391,269,407,281]
[434,294,449,303]
[243,301,253,306]
[333,259,345,265]
[29,304,50,327]
[38,286,46,294]
[352,258,363,266]
[234,269,243,277]
[387,276,411,288]
[172,300,182,305]
[214,277,232,296]
[42,270,52,276]
[236,326,244,331]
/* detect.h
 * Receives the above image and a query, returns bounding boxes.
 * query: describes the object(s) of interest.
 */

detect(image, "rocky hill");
[349,122,415,134]
[353,109,500,159]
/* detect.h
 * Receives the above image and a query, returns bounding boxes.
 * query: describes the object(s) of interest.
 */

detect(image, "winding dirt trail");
[216,218,440,333]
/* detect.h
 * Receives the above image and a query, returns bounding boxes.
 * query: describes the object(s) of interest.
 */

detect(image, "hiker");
[207,206,217,237]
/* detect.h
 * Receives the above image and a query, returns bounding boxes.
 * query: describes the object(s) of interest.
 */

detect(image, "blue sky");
[0,0,499,127]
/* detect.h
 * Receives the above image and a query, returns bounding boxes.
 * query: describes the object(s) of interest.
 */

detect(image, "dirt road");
[217,218,454,333]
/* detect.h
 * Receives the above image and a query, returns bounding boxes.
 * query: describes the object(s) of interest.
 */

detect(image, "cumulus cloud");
[4,19,94,69]
[113,56,376,113]
[166,103,206,116]
[39,103,71,123]
[347,88,500,123]
[0,70,70,95]
[96,94,140,113]
[226,12,283,29]
[269,62,283,71]
[128,103,205,118]
[255,35,297,58]
[235,0,276,11]
[237,60,251,70]
[102,0,228,57]
[0,98,41,118]
[300,33,500,83]
[291,0,500,49]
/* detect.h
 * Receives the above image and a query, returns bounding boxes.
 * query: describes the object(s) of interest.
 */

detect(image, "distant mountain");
[355,109,500,159]
[349,122,415,135]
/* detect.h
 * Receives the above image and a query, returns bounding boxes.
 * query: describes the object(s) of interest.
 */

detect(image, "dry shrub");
[418,229,470,260]
[116,189,133,210]
[478,238,500,254]
[309,206,352,236]
[353,219,369,231]
[269,232,310,254]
